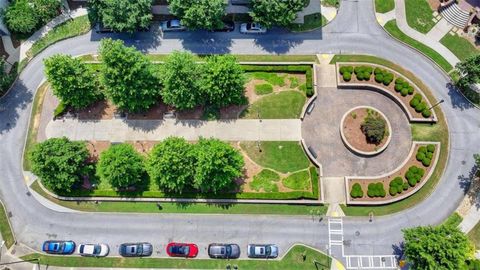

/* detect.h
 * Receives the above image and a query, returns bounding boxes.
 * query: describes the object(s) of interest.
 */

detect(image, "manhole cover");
[355,231,360,236]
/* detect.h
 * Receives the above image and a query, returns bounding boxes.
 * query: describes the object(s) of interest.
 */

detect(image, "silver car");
[208,243,240,259]
[240,22,267,34]
[247,244,278,258]
[160,20,186,32]
[119,242,153,257]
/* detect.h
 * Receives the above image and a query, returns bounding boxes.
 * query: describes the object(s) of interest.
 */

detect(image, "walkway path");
[45,118,302,141]
[393,0,459,66]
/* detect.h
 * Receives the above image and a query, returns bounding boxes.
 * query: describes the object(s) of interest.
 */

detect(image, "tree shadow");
[253,34,305,54]
[0,79,33,135]
[446,82,475,111]
[121,118,164,132]
[458,158,480,209]
[179,32,233,54]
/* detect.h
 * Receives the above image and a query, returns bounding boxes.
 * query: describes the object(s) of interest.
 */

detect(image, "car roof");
[81,244,95,254]
[209,245,225,254]
[170,20,181,27]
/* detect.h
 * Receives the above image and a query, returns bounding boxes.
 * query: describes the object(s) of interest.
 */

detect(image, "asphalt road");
[0,0,479,263]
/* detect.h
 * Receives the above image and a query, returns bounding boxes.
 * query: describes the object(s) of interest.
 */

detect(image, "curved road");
[0,0,479,263]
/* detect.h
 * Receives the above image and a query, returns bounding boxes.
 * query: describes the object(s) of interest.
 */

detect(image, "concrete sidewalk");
[45,118,302,142]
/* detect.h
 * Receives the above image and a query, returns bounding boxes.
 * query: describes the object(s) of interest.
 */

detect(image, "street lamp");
[428,99,444,110]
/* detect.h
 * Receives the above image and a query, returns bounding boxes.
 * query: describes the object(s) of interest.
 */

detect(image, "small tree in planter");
[361,111,386,144]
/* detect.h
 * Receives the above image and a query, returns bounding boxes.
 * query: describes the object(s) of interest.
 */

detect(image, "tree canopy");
[193,138,244,193]
[96,143,146,189]
[249,0,306,28]
[99,38,161,112]
[44,54,101,109]
[3,0,61,34]
[147,137,196,193]
[201,55,246,108]
[167,0,226,30]
[160,51,202,110]
[88,0,152,33]
[456,54,480,90]
[403,225,473,270]
[29,137,90,192]
[34,0,62,25]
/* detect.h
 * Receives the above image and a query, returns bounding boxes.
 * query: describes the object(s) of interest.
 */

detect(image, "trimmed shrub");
[426,151,433,159]
[418,146,427,154]
[427,144,435,153]
[415,102,427,112]
[395,83,403,92]
[367,182,386,198]
[395,78,404,84]
[416,152,426,161]
[407,86,414,95]
[374,67,382,75]
[354,66,364,75]
[343,72,352,82]
[340,66,353,75]
[422,158,431,167]
[410,98,420,107]
[422,109,432,118]
[383,73,394,86]
[413,93,422,100]
[405,166,425,187]
[356,71,364,81]
[389,176,404,196]
[401,88,409,96]
[350,183,364,198]
[402,182,409,190]
[361,113,386,144]
[305,86,314,97]
[375,73,384,83]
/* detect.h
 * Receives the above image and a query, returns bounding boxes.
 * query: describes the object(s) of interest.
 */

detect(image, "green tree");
[167,0,226,30]
[99,38,161,112]
[456,54,480,90]
[201,55,246,108]
[34,0,61,25]
[475,154,480,166]
[361,114,386,144]
[44,54,101,109]
[193,138,244,193]
[29,137,90,192]
[88,0,152,33]
[147,137,196,193]
[96,143,146,189]
[403,225,473,270]
[3,0,38,34]
[161,51,202,110]
[249,0,306,28]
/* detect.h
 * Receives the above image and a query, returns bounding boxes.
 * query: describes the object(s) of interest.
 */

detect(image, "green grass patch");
[0,202,15,248]
[289,76,300,88]
[331,54,449,216]
[23,82,49,171]
[283,170,311,190]
[440,33,479,61]
[249,72,285,86]
[288,13,328,32]
[405,0,435,34]
[250,169,280,192]
[254,83,274,95]
[242,91,306,119]
[143,54,318,63]
[240,141,310,173]
[27,16,92,58]
[443,212,463,228]
[375,0,395,13]
[322,0,339,7]
[383,20,453,73]
[22,244,332,269]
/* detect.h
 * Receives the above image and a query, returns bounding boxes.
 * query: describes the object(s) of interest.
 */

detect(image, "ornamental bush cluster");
[389,176,409,196]
[405,166,425,187]
[394,78,415,97]
[354,66,373,81]
[367,182,386,198]
[416,144,435,167]
[339,66,353,82]
[350,183,364,198]
[409,93,431,118]
[374,68,394,86]
[361,110,387,144]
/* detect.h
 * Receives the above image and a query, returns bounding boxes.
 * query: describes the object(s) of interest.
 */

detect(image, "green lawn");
[331,54,449,216]
[375,0,395,13]
[405,0,435,34]
[22,245,332,269]
[383,20,453,73]
[283,170,311,190]
[143,54,318,63]
[248,72,286,86]
[0,202,15,248]
[255,83,274,95]
[440,33,479,61]
[288,13,328,32]
[31,181,326,215]
[240,141,311,173]
[322,0,339,7]
[242,91,306,119]
[250,169,281,192]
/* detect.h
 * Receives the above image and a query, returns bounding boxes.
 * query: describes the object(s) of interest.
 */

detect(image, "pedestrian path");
[45,118,302,141]
[375,10,395,26]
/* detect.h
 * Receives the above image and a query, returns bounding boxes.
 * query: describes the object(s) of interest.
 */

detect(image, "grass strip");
[22,245,332,269]
[142,54,318,62]
[383,20,453,73]
[442,212,463,228]
[405,0,435,34]
[242,90,306,119]
[331,54,449,216]
[375,0,394,13]
[0,201,15,248]
[440,33,479,61]
[288,13,328,32]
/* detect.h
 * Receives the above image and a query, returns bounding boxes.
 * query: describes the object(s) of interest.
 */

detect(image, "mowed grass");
[250,169,280,192]
[440,33,479,61]
[145,54,318,63]
[288,13,328,32]
[22,245,332,269]
[30,181,327,215]
[331,54,449,216]
[375,0,395,13]
[0,202,15,248]
[242,91,306,119]
[248,72,286,86]
[405,0,435,34]
[255,83,274,95]
[383,20,453,73]
[283,170,311,190]
[240,141,310,173]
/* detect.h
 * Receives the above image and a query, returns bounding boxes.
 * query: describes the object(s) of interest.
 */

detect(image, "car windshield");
[93,245,101,254]
[171,245,189,255]
[79,246,84,253]
[226,245,231,255]
[266,246,271,255]
[53,243,60,250]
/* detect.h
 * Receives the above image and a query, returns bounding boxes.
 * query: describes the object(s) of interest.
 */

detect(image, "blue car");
[42,240,76,254]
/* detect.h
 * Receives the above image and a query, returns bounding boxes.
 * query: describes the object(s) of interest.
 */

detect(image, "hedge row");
[367,182,386,198]
[409,93,431,118]
[405,166,425,187]
[416,144,435,167]
[241,65,314,97]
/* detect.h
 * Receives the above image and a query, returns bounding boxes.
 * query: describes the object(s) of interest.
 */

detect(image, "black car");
[119,242,153,257]
[212,21,235,32]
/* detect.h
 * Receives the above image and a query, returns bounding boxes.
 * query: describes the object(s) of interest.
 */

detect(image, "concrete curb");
[345,141,441,205]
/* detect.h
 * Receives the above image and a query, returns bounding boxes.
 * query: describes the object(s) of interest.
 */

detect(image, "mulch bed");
[342,108,389,153]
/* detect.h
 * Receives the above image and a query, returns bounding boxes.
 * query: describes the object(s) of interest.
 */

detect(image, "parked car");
[240,22,267,34]
[160,20,186,32]
[212,21,235,32]
[247,244,278,258]
[119,242,153,257]
[166,242,198,258]
[77,243,109,257]
[208,243,240,259]
[42,240,75,255]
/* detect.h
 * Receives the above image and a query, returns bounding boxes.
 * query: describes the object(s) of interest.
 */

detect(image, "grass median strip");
[22,245,332,269]
[143,54,318,63]
[440,33,479,61]
[0,201,15,248]
[375,0,394,13]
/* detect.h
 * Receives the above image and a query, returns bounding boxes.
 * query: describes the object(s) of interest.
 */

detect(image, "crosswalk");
[327,217,399,269]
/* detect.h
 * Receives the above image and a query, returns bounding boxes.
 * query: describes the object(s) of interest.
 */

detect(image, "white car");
[77,243,109,257]
[240,22,267,34]
[160,20,186,32]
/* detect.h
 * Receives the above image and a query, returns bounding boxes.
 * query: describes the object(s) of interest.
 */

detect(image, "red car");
[166,243,198,258]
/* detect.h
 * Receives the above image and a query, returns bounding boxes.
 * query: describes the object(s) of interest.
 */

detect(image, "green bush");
[405,166,425,187]
[427,144,435,153]
[418,146,427,154]
[305,85,314,97]
[416,152,426,161]
[382,73,394,86]
[416,145,434,167]
[361,112,386,144]
[395,78,404,84]
[402,182,409,190]
[395,83,403,92]
[422,158,431,167]
[339,66,353,75]
[415,102,427,112]
[343,72,352,82]
[413,93,422,100]
[401,88,409,96]
[407,86,414,95]
[53,101,68,118]
[254,83,274,95]
[350,183,364,198]
[356,71,364,80]
[374,67,382,75]
[426,151,433,159]
[389,176,404,196]
[422,109,432,118]
[375,73,384,83]
[410,98,420,107]
[367,182,386,198]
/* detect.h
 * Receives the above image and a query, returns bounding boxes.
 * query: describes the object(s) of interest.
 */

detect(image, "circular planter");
[340,106,392,156]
